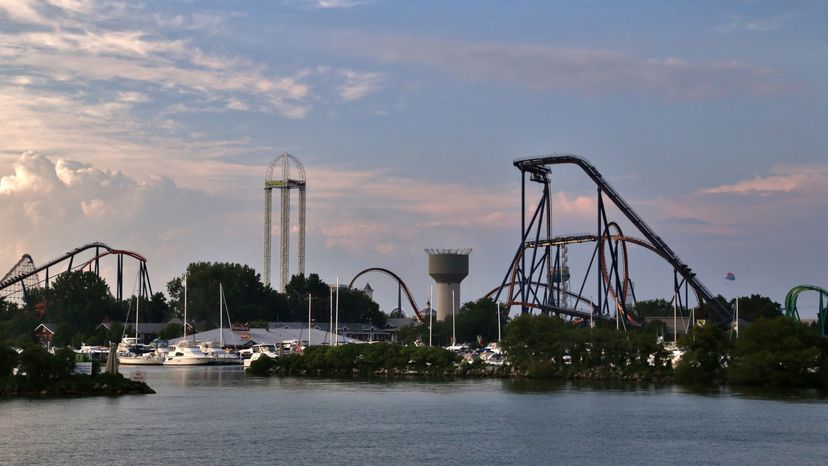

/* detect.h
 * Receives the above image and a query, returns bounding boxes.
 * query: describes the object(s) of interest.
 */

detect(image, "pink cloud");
[702,172,822,195]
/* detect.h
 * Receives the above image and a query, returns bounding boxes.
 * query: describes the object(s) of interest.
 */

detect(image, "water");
[2,367,827,465]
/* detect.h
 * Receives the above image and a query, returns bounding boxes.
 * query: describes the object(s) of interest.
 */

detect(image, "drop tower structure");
[264,154,306,292]
[426,248,471,321]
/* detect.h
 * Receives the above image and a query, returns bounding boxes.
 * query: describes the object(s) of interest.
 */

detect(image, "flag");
[725,272,736,281]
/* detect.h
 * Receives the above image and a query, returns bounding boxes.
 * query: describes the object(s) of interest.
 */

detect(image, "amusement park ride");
[0,242,151,306]
[1,154,824,335]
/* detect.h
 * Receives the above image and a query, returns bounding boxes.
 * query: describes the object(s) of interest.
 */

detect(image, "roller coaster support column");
[521,168,526,314]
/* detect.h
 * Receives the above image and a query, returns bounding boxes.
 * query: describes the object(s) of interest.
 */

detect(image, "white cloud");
[0,151,239,290]
[338,69,385,101]
[339,35,790,99]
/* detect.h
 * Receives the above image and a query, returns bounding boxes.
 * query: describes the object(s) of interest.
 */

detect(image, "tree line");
[0,262,385,347]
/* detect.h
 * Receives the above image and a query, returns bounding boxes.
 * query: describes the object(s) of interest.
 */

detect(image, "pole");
[335,276,340,346]
[497,302,502,343]
[183,272,188,338]
[429,284,433,347]
[452,289,456,346]
[219,283,224,347]
[735,297,739,339]
[673,290,677,343]
[308,293,312,347]
[329,285,333,345]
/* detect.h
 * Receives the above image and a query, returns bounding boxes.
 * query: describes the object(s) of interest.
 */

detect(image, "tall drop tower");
[426,248,471,321]
[264,153,306,292]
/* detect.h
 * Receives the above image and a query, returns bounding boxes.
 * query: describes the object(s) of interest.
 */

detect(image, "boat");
[118,290,163,365]
[203,283,242,365]
[200,340,242,365]
[163,339,213,366]
[242,343,280,368]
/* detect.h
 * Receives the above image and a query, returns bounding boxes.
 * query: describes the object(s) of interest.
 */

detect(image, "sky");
[1,0,827,318]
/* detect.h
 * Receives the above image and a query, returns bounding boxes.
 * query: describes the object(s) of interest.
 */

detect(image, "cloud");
[0,3,312,119]
[305,164,600,255]
[717,13,796,33]
[338,35,790,99]
[701,167,827,195]
[0,151,238,289]
[309,0,367,9]
[338,70,385,101]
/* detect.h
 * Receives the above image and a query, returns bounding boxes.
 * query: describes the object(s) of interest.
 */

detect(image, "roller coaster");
[494,154,732,326]
[348,267,423,321]
[785,285,828,336]
[0,242,151,305]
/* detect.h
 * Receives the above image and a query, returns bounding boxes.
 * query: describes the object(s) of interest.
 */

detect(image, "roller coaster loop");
[348,267,423,322]
[785,285,828,336]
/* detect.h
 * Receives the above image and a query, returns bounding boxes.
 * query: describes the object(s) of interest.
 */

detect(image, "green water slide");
[785,285,828,336]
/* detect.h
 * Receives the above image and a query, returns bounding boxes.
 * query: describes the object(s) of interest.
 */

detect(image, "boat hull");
[119,356,163,366]
[163,358,213,366]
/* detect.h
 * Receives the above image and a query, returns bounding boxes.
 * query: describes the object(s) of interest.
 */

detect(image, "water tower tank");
[426,249,471,321]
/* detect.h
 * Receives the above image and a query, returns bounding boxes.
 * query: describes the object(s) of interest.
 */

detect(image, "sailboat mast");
[308,293,312,347]
[184,273,188,338]
[452,289,456,346]
[335,276,340,346]
[220,283,224,347]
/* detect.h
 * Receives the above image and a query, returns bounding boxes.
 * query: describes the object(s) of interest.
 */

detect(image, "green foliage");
[0,345,18,378]
[503,314,672,380]
[395,298,501,346]
[247,355,278,376]
[255,343,460,376]
[730,294,782,321]
[167,262,281,326]
[42,271,119,346]
[728,317,827,387]
[633,299,672,317]
[675,324,731,384]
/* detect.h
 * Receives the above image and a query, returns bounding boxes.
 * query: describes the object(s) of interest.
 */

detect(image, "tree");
[44,271,118,346]
[728,317,826,387]
[633,299,672,317]
[730,294,782,321]
[0,345,18,378]
[166,262,281,326]
[675,324,731,384]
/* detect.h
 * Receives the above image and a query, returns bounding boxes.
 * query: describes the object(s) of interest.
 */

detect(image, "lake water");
[1,367,827,465]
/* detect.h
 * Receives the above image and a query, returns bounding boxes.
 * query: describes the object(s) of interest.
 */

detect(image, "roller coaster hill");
[0,242,151,307]
[489,153,734,329]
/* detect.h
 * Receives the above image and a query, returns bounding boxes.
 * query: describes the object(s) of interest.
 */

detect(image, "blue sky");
[1,0,826,317]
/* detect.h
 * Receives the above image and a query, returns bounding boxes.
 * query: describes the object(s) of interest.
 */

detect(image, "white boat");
[242,344,279,368]
[76,344,110,362]
[118,286,162,365]
[202,283,242,365]
[200,340,242,365]
[163,340,213,366]
[119,352,164,365]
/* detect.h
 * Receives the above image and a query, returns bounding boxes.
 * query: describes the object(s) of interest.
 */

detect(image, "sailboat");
[200,283,242,365]
[119,286,163,365]
[163,273,212,366]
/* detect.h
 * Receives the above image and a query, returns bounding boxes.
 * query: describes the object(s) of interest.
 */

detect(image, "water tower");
[264,153,306,292]
[426,249,471,321]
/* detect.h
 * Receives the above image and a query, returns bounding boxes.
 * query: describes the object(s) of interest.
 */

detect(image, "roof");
[169,326,361,347]
[34,322,59,333]
[385,318,417,330]
[362,282,374,292]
